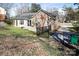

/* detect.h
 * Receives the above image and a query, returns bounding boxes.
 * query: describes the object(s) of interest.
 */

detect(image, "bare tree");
[64,7,75,22]
[14,3,30,16]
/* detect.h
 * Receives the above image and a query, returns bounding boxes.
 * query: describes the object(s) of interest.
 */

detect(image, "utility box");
[70,34,78,45]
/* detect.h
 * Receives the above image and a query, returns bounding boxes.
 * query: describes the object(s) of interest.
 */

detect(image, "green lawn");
[0,25,36,37]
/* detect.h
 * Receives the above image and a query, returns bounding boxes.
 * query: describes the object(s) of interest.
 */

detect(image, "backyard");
[0,25,76,56]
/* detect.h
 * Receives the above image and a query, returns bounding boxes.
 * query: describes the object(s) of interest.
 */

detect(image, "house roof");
[38,9,56,17]
[15,9,56,20]
[15,13,36,20]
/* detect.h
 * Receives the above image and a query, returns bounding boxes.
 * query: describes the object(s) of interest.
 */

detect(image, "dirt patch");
[0,36,48,56]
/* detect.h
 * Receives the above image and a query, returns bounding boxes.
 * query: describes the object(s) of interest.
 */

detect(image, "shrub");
[4,19,13,25]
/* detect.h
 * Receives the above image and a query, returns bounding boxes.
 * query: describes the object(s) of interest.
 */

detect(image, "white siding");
[14,20,36,32]
[24,20,27,26]
[14,20,16,26]
[17,20,24,27]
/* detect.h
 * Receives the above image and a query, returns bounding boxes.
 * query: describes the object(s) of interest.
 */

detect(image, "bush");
[4,19,13,25]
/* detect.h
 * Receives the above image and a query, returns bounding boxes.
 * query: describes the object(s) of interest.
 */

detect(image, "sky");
[10,3,78,16]
[11,3,77,10]
[40,3,77,10]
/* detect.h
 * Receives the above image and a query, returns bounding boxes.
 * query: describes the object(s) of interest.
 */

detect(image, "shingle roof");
[15,13,36,20]
[15,10,56,20]
[39,9,56,17]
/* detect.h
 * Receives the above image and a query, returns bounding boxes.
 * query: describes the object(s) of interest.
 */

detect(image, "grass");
[0,25,49,56]
[0,25,36,37]
[0,25,73,56]
[39,32,49,38]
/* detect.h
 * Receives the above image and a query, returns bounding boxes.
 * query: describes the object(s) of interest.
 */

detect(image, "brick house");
[0,7,6,21]
[13,10,56,32]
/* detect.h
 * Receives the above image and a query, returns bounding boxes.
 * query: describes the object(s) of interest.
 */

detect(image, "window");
[27,20,31,26]
[20,20,24,25]
[29,20,31,26]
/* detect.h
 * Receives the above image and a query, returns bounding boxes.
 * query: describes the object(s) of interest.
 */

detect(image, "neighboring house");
[0,7,6,21]
[0,7,6,27]
[13,10,56,32]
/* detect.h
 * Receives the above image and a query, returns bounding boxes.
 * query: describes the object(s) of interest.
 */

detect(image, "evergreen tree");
[31,3,41,12]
